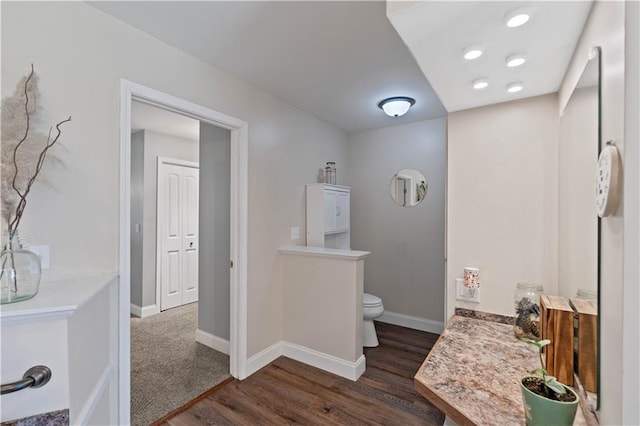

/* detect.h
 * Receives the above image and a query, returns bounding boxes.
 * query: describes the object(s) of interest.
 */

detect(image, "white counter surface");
[279,246,370,260]
[0,273,118,324]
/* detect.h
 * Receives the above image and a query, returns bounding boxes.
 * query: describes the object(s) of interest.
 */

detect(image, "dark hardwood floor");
[159,322,444,425]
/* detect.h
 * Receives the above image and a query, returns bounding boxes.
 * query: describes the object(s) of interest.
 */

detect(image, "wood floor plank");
[160,322,444,426]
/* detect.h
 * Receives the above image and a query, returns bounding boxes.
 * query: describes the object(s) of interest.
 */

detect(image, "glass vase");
[1,231,42,304]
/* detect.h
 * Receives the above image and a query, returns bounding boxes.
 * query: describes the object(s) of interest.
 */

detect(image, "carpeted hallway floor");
[130,302,230,426]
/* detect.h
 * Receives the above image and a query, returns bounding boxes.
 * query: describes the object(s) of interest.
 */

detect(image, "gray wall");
[198,122,231,339]
[131,129,200,308]
[347,118,446,322]
[130,131,145,307]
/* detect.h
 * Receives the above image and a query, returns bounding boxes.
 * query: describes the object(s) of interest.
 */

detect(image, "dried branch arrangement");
[1,64,71,238]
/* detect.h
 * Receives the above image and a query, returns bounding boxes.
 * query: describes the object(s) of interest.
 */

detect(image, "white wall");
[140,130,199,308]
[198,122,231,340]
[1,1,348,359]
[347,119,446,324]
[558,2,626,423]
[447,94,559,318]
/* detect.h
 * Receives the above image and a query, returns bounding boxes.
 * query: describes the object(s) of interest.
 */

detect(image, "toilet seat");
[363,293,382,307]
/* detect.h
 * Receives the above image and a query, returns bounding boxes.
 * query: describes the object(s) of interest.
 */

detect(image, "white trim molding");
[195,329,230,355]
[377,311,444,335]
[245,341,366,381]
[246,341,283,377]
[282,342,366,381]
[73,364,115,425]
[119,79,249,425]
[129,304,159,318]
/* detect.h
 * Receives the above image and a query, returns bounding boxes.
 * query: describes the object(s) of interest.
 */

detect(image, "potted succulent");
[520,338,580,426]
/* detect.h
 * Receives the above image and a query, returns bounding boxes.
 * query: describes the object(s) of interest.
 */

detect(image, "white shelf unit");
[306,183,351,249]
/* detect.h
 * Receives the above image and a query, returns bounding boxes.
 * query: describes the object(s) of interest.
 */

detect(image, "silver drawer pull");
[1,366,51,395]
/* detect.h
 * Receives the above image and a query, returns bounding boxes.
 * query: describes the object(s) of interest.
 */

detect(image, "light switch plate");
[30,245,50,269]
[290,227,300,240]
[456,278,480,303]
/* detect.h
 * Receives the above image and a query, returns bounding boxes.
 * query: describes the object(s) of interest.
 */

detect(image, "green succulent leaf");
[544,376,567,395]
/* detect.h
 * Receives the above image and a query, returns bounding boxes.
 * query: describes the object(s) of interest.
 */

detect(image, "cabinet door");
[335,191,349,231]
[323,189,337,232]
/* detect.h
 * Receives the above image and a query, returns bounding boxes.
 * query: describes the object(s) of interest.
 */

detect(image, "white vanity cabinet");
[306,184,350,249]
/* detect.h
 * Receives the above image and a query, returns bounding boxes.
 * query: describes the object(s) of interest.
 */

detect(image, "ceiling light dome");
[378,97,416,117]
[505,9,530,28]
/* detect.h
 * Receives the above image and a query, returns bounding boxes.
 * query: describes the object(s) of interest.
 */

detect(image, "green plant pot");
[520,377,580,426]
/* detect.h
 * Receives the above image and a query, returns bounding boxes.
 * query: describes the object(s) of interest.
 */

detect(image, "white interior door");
[158,158,200,311]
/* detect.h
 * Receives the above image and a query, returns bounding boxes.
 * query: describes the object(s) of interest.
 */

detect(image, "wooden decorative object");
[540,295,574,386]
[570,298,598,393]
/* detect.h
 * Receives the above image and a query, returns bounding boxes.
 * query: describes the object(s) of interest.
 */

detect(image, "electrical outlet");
[290,227,300,240]
[455,278,480,303]
[30,245,50,269]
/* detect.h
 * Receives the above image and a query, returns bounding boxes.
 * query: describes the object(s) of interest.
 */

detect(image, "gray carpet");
[131,302,230,426]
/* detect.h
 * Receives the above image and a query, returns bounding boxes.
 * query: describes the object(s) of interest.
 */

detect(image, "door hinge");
[230,260,234,268]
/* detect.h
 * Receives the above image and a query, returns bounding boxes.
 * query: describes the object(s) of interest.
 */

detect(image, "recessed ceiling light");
[463,46,483,60]
[472,79,489,90]
[506,53,526,67]
[507,82,524,93]
[505,10,530,28]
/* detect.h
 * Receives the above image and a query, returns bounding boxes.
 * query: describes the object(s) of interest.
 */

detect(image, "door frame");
[119,80,249,425]
[156,157,200,312]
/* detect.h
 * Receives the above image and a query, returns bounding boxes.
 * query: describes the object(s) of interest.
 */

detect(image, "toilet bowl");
[363,293,384,347]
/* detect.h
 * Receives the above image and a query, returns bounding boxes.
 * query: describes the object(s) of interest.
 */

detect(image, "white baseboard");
[282,342,366,382]
[195,328,230,355]
[377,311,444,334]
[130,303,159,318]
[246,341,283,377]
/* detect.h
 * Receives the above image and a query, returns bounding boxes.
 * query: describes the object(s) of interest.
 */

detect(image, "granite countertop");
[414,315,588,426]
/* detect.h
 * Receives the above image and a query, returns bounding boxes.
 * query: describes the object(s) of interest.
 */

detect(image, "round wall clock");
[596,141,621,217]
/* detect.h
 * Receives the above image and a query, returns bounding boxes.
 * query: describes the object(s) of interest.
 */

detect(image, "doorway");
[119,80,248,425]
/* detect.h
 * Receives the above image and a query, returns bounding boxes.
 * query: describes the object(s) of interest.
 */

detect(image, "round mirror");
[389,169,428,207]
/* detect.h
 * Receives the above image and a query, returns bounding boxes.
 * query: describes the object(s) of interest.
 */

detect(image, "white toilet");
[363,293,384,347]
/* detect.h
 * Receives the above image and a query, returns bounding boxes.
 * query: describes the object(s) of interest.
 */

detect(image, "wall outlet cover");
[455,278,480,303]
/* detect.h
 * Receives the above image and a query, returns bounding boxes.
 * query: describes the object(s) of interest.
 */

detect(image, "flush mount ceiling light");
[463,46,483,60]
[378,97,416,117]
[472,79,489,90]
[506,53,526,67]
[507,82,524,93]
[505,9,530,28]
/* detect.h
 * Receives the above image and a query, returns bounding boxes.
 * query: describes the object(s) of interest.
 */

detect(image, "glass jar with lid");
[514,282,544,339]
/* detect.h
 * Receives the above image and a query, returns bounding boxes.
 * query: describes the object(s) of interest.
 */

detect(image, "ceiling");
[95,1,593,127]
[91,1,447,133]
[132,101,200,141]
[388,1,593,112]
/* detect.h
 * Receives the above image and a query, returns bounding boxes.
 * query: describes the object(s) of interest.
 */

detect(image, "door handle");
[189,242,194,247]
[1,366,52,395]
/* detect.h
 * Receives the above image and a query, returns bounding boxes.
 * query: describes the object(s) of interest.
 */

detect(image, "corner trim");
[245,341,283,377]
[377,311,444,334]
[195,329,230,355]
[281,342,366,381]
[129,303,159,318]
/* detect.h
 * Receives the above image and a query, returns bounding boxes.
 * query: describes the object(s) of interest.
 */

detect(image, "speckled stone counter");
[1,409,68,426]
[414,315,588,426]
